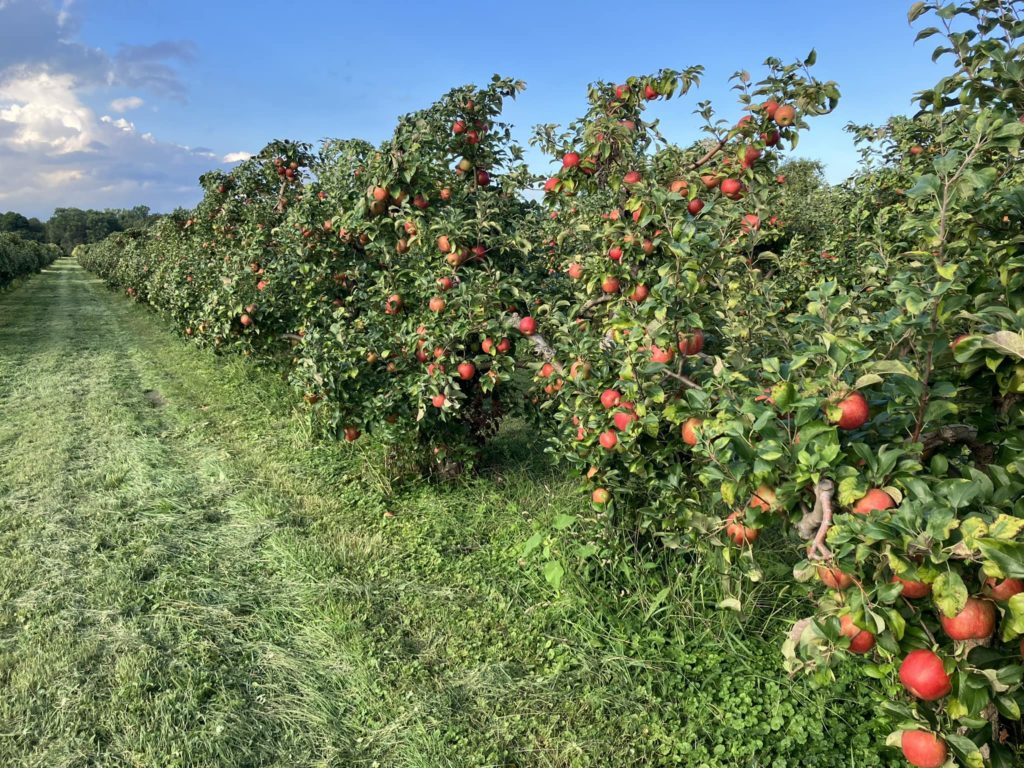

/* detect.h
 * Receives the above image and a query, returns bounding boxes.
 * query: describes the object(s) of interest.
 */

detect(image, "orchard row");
[77,3,1024,766]
[0,234,60,289]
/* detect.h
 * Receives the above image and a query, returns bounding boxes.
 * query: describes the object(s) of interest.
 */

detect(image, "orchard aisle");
[0,262,892,767]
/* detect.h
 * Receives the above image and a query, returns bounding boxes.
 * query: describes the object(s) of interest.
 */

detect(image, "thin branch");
[662,368,703,390]
[576,294,616,318]
[685,127,740,172]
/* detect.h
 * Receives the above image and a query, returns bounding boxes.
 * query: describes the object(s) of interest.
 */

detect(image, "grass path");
[0,262,895,767]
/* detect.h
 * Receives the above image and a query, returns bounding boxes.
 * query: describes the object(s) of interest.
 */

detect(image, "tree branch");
[576,295,616,318]
[919,424,994,467]
[798,479,835,560]
[505,314,555,360]
[662,368,703,390]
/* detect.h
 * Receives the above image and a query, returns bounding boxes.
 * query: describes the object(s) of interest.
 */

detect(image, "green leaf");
[552,514,576,531]
[978,540,1024,579]
[853,373,884,389]
[1002,594,1024,640]
[543,559,564,589]
[945,733,985,768]
[645,587,671,621]
[906,173,941,199]
[983,331,1024,360]
[988,514,1024,540]
[933,571,968,617]
[522,531,544,557]
[907,1,927,23]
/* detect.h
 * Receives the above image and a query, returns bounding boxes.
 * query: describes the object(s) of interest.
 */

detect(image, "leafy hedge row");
[0,233,60,288]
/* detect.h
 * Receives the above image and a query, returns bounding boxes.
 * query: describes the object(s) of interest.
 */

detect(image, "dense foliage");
[0,233,60,288]
[77,2,1024,764]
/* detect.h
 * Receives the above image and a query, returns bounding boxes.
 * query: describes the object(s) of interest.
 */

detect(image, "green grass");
[0,261,898,767]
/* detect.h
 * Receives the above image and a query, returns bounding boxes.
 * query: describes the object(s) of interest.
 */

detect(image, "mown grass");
[0,261,898,767]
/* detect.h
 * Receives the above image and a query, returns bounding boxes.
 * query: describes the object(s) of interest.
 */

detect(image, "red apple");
[720,178,744,199]
[431,394,447,408]
[650,345,674,364]
[984,577,1024,601]
[567,262,584,280]
[600,389,621,409]
[343,426,360,442]
[681,417,702,446]
[687,198,705,215]
[817,565,854,590]
[899,649,951,701]
[599,430,618,450]
[901,730,947,768]
[457,362,476,380]
[679,329,705,356]
[623,171,641,185]
[518,316,536,335]
[613,410,637,431]
[892,575,932,599]
[853,488,896,515]
[563,152,580,168]
[939,597,996,641]
[592,487,610,504]
[839,614,876,654]
[833,392,869,430]
[747,485,777,512]
[428,296,446,313]
[630,284,649,302]
[601,276,620,294]
[608,245,623,262]
[725,511,758,545]
[773,104,796,127]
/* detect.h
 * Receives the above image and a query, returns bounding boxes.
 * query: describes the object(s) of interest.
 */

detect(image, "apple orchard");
[77,2,1024,766]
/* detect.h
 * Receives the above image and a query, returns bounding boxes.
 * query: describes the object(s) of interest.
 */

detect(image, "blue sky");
[1,0,946,218]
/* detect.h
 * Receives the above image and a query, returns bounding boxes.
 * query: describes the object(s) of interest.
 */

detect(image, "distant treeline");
[0,207,159,254]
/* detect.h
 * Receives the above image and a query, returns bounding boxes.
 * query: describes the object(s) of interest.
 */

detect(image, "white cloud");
[110,95,143,112]
[0,0,238,217]
[0,70,222,216]
[100,114,135,132]
[222,151,252,163]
